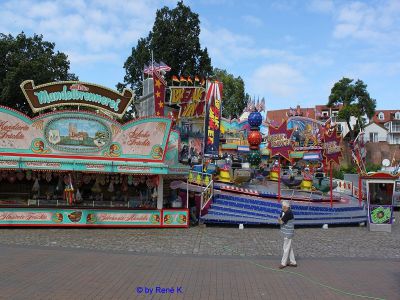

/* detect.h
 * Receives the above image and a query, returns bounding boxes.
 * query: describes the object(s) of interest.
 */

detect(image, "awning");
[303,152,322,161]
[0,156,175,174]
[237,146,249,153]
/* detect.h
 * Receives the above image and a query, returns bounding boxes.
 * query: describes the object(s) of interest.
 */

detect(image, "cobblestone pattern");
[0,211,399,259]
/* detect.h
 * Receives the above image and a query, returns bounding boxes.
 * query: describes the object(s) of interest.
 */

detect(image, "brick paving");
[0,245,398,300]
[0,210,398,299]
[0,211,399,259]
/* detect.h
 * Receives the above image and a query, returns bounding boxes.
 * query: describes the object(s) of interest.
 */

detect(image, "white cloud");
[333,0,400,44]
[249,63,305,99]
[241,15,263,27]
[0,0,163,64]
[308,0,334,13]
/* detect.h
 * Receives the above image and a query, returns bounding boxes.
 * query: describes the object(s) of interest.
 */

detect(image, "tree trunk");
[346,119,354,141]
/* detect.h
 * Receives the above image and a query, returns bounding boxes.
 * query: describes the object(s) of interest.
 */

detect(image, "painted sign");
[204,82,223,156]
[0,108,171,162]
[287,117,323,149]
[267,120,293,161]
[169,86,206,118]
[20,80,134,118]
[0,208,189,227]
[323,128,342,165]
[162,209,189,226]
[369,205,393,224]
[44,116,111,153]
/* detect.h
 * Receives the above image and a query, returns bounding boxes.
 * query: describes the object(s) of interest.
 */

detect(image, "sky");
[0,0,399,110]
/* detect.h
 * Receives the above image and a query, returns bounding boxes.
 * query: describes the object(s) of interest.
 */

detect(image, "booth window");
[368,183,394,205]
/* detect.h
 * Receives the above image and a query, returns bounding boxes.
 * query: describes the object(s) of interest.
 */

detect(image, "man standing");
[278,200,297,269]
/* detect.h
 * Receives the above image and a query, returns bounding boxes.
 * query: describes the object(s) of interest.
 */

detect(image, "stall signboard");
[169,86,206,118]
[162,209,189,227]
[0,108,171,163]
[0,208,189,227]
[20,80,134,119]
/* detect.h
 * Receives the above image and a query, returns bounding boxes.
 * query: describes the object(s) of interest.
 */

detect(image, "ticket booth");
[363,172,398,232]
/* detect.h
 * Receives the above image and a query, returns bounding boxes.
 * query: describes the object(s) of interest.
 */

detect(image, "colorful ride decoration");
[270,161,280,181]
[247,110,262,167]
[267,120,294,162]
[300,166,314,191]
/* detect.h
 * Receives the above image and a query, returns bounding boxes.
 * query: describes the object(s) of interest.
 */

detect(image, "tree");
[0,32,77,115]
[213,68,249,119]
[327,77,376,140]
[119,1,213,97]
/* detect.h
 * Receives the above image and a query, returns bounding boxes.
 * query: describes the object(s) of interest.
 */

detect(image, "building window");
[378,112,384,120]
[331,111,338,116]
[369,132,378,142]
[322,111,329,117]
[395,112,400,120]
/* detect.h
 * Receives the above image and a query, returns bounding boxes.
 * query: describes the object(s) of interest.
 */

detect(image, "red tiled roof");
[266,108,315,122]
[372,110,400,124]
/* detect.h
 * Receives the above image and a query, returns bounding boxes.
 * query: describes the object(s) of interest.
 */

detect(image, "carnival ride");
[178,110,370,226]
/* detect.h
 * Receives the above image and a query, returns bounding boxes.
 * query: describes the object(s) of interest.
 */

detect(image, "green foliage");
[327,77,376,140]
[365,163,381,173]
[119,1,213,96]
[213,68,249,118]
[0,32,77,115]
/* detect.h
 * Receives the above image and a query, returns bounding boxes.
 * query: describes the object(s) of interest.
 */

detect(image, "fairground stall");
[0,80,189,227]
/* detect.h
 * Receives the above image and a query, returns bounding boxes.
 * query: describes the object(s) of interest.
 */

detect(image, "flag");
[187,76,193,85]
[153,70,166,117]
[200,78,205,86]
[159,61,171,72]
[180,76,187,83]
[195,76,200,83]
[144,61,170,75]
[172,75,180,84]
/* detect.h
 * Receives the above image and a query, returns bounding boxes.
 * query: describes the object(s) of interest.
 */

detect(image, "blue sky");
[0,0,399,110]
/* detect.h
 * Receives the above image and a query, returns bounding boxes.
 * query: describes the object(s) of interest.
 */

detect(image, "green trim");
[290,151,305,158]
[221,143,238,150]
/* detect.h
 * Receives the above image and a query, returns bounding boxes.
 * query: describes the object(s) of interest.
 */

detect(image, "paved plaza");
[0,211,399,299]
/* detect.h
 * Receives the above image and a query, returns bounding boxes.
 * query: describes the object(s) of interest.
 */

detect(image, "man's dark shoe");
[289,263,297,267]
[279,265,286,269]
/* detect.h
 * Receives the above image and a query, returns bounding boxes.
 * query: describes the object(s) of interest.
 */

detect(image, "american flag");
[143,61,171,75]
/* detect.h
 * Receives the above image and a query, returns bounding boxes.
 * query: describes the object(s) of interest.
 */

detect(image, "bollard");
[322,224,328,229]
[239,224,244,230]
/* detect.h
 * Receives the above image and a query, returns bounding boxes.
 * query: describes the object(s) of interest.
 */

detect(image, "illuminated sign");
[20,80,134,119]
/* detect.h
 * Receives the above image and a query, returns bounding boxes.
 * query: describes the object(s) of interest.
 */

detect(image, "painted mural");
[287,116,324,149]
[0,107,172,162]
[45,116,111,153]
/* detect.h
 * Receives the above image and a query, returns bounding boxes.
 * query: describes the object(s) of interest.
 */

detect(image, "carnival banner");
[0,108,171,162]
[203,81,223,156]
[153,70,166,116]
[267,120,293,161]
[323,127,342,165]
[169,86,206,118]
